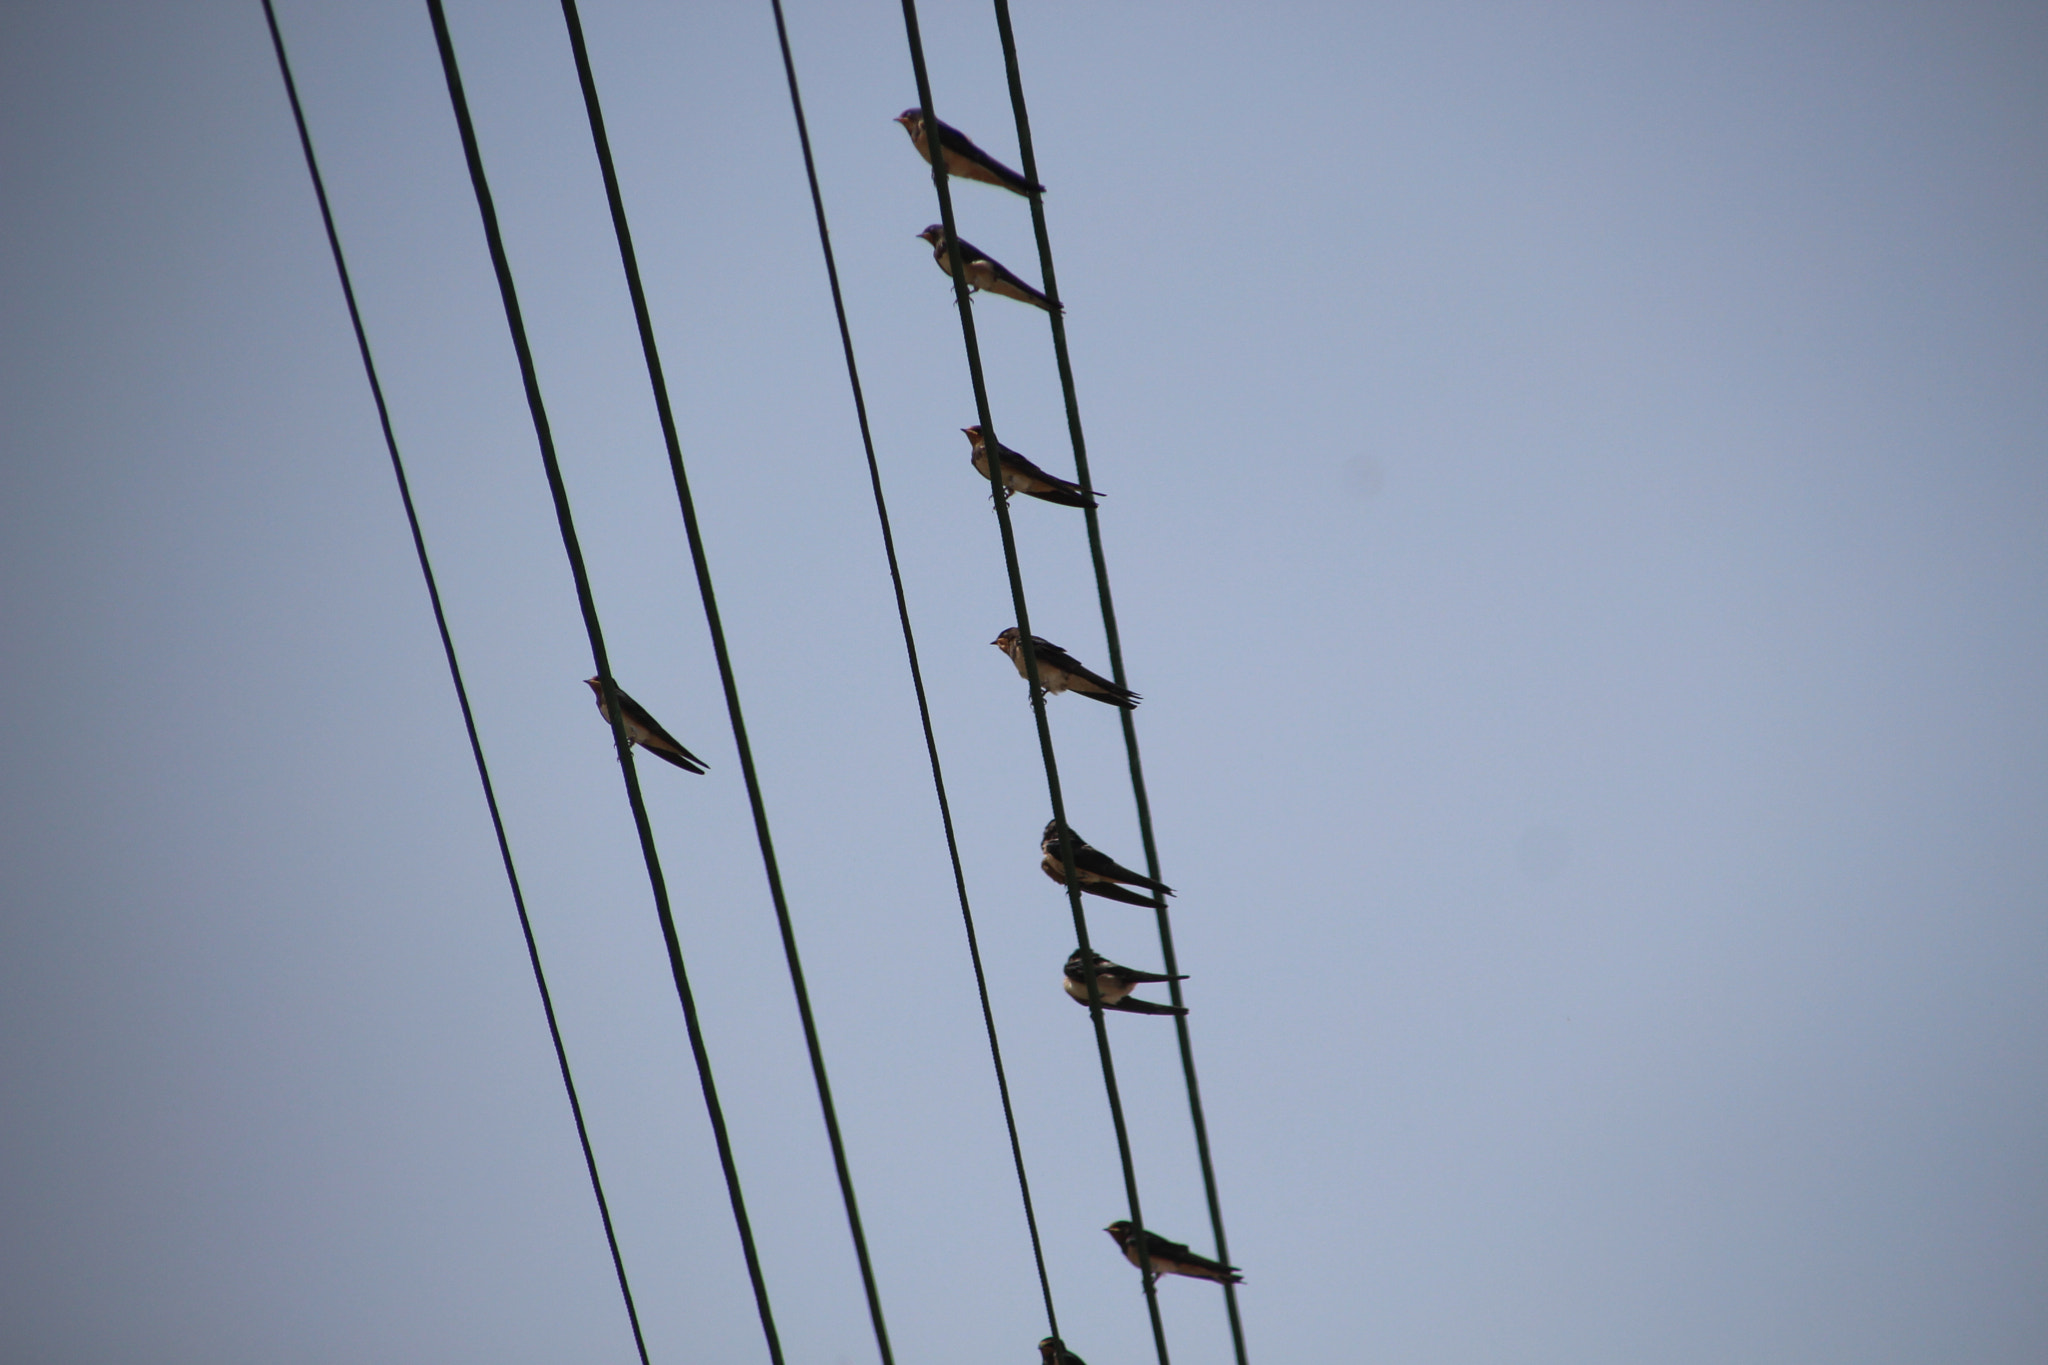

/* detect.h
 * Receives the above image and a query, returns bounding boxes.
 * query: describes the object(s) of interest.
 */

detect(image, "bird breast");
[1064,973,1130,1005]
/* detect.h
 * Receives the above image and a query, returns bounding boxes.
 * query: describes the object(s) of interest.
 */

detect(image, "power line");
[256,5,651,1360]
[548,3,897,1361]
[894,3,1174,1362]
[984,4,1251,1361]
[420,3,789,1359]
[761,0,1063,1344]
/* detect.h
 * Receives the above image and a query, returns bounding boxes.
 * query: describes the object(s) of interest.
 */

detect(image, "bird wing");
[1105,996,1187,1016]
[618,694,708,773]
[1146,1234,1238,1278]
[1071,842,1147,884]
[988,445,1063,488]
[932,120,1040,192]
[1042,854,1157,905]
[981,449,1095,505]
[1021,482,1097,509]
[978,253,1043,295]
[1076,880,1162,907]
[640,742,709,774]
[1057,655,1134,700]
[1142,1231,1200,1262]
[1027,637,1085,672]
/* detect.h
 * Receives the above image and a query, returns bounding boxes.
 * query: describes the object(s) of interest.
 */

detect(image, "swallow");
[916,225,1059,312]
[1041,820,1174,907]
[1039,1339,1086,1365]
[1064,949,1186,1016]
[584,677,708,774]
[894,109,1042,196]
[1104,1221,1243,1286]
[963,426,1097,509]
[993,628,1138,708]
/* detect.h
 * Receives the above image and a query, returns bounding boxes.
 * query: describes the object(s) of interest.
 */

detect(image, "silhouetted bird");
[894,109,1042,196]
[1039,1338,1086,1365]
[917,225,1058,311]
[1104,1221,1242,1286]
[1065,949,1186,1016]
[964,426,1097,509]
[584,678,707,774]
[993,628,1138,708]
[1041,821,1173,907]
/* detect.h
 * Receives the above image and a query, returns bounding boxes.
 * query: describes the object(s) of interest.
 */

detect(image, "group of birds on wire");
[579,103,1239,1362]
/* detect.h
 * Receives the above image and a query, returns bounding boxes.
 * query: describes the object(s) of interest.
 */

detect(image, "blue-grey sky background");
[2,1,2043,1362]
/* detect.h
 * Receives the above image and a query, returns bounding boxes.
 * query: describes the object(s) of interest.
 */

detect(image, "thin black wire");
[895,4,1171,1362]
[762,0,1064,1344]
[420,4,787,1360]
[258,7,652,1360]
[547,4,895,1362]
[986,8,1250,1361]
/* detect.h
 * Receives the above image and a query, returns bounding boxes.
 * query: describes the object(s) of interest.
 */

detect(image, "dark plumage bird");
[1041,820,1174,907]
[993,627,1139,708]
[583,677,707,774]
[1065,949,1187,1016]
[1039,1338,1086,1365]
[894,109,1042,196]
[1104,1221,1242,1286]
[963,426,1097,509]
[917,225,1059,312]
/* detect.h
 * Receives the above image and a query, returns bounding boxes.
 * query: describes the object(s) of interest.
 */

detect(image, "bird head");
[1104,1221,1134,1244]
[960,425,984,447]
[1042,818,1067,843]
[583,677,604,694]
[894,109,921,131]
[917,224,945,246]
[991,626,1019,651]
[1066,948,1105,974]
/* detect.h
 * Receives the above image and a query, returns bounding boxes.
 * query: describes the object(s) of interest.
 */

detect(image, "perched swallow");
[993,628,1138,708]
[963,426,1098,509]
[1039,1339,1086,1365]
[584,677,708,774]
[1104,1221,1243,1286]
[1064,949,1187,1016]
[894,109,1042,196]
[916,225,1059,312]
[1041,820,1174,907]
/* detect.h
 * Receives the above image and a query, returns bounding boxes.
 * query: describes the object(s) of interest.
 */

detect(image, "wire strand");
[548,4,897,1361]
[257,6,652,1359]
[984,7,1249,1358]
[895,4,1172,1361]
[420,4,788,1359]
[760,0,1065,1344]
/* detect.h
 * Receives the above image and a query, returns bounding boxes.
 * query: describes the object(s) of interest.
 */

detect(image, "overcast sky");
[2,2,2043,1363]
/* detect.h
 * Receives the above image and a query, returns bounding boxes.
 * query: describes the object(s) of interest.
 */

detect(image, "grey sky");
[2,1,2043,1362]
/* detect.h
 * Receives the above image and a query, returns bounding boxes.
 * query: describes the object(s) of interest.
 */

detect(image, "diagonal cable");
[258,5,652,1359]
[421,2,788,1359]
[895,3,1173,1361]
[548,4,896,1361]
[985,6,1249,1359]
[760,0,1063,1344]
